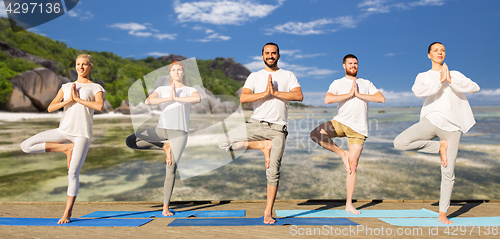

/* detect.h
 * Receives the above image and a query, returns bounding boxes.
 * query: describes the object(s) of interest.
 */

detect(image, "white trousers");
[21,129,90,196]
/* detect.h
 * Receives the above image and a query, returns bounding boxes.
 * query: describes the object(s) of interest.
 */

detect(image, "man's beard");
[264,58,278,68]
[346,68,357,77]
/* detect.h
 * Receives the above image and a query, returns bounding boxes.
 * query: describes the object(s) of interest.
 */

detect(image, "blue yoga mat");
[276,208,438,218]
[380,217,500,227]
[80,210,245,218]
[0,217,152,227]
[167,217,359,227]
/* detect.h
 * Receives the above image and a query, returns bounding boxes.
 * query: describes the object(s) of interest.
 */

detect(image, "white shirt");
[329,77,380,137]
[243,69,301,125]
[412,70,480,133]
[155,86,197,132]
[58,82,105,139]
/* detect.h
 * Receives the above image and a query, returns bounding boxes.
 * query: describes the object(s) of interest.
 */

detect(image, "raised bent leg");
[393,118,440,154]
[310,122,350,174]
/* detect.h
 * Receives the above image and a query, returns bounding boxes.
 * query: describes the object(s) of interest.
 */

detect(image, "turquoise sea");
[0,106,499,202]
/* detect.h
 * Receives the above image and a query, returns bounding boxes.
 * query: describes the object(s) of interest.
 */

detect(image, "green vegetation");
[0,18,242,107]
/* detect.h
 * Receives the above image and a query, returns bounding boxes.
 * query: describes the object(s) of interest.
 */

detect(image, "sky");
[1,0,499,106]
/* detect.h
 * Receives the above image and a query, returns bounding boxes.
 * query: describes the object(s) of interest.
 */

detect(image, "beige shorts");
[330,120,366,145]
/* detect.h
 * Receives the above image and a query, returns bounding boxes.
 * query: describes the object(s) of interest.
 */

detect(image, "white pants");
[394,118,462,213]
[21,129,90,196]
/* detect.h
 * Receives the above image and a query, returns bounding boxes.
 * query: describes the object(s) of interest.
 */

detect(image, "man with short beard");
[310,54,385,214]
[218,42,303,224]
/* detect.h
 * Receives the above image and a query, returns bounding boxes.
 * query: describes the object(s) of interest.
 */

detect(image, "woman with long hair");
[126,61,200,216]
[394,42,480,224]
[21,54,104,224]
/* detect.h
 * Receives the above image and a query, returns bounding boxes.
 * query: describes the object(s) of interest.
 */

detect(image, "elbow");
[379,97,386,103]
[96,103,104,111]
[297,95,304,102]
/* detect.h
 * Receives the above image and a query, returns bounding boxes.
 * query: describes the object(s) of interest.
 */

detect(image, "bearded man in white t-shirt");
[310,54,385,214]
[218,42,303,224]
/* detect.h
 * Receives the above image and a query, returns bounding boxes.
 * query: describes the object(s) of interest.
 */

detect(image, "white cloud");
[281,50,327,59]
[268,16,357,35]
[98,38,111,41]
[109,22,148,32]
[358,0,391,13]
[194,33,231,42]
[148,52,170,57]
[269,18,334,35]
[174,0,285,25]
[410,0,446,7]
[155,33,177,40]
[358,0,446,14]
[473,88,500,96]
[384,53,396,57]
[67,9,94,21]
[269,0,446,36]
[109,22,176,40]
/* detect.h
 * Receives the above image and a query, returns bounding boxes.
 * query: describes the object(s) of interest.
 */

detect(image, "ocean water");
[0,106,499,202]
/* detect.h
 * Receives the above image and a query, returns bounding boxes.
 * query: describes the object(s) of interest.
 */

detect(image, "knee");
[67,170,79,182]
[217,135,231,151]
[393,136,407,150]
[266,165,281,186]
[125,134,137,148]
[310,130,321,142]
[20,141,30,153]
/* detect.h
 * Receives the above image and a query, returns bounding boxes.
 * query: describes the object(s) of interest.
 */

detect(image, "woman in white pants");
[20,54,104,224]
[126,61,200,216]
[394,42,479,224]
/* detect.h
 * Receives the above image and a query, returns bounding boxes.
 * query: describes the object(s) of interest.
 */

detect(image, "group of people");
[20,41,479,225]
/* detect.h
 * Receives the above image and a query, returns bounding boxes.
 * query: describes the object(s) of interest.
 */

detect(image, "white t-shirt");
[58,82,105,139]
[155,86,197,132]
[412,70,480,133]
[329,77,379,137]
[243,69,301,125]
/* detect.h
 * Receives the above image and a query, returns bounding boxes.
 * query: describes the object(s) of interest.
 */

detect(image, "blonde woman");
[21,54,104,224]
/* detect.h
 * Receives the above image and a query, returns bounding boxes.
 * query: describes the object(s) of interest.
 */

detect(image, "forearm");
[174,95,201,103]
[145,97,172,105]
[356,92,385,103]
[449,74,480,93]
[47,100,72,112]
[240,92,269,104]
[273,91,303,102]
[324,93,352,104]
[75,98,104,111]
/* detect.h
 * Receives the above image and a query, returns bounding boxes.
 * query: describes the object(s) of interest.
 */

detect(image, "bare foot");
[341,150,351,174]
[438,212,453,224]
[163,142,172,165]
[162,205,173,216]
[263,211,276,224]
[64,143,75,169]
[439,140,448,167]
[57,214,71,224]
[263,140,273,169]
[345,204,361,214]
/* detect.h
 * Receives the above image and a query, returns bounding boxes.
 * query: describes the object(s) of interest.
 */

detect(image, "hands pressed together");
[440,63,452,84]
[264,74,276,97]
[70,83,80,102]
